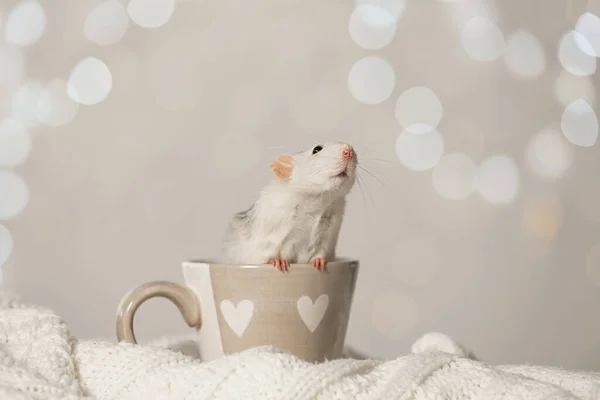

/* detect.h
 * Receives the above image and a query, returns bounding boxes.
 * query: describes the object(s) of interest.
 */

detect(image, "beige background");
[1,0,600,370]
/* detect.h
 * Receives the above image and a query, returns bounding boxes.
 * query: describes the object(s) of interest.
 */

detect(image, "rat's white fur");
[222,142,357,264]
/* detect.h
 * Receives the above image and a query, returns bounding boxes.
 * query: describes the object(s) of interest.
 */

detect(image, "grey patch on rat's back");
[233,204,254,221]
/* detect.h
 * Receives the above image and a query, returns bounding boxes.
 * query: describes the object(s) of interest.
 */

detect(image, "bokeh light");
[0,119,31,168]
[392,236,439,285]
[127,0,175,29]
[585,243,600,288]
[348,56,395,104]
[0,171,29,220]
[561,99,598,147]
[349,5,396,50]
[354,0,405,22]
[0,225,12,268]
[461,16,505,62]
[504,30,546,79]
[575,12,600,58]
[84,0,130,46]
[11,81,43,128]
[476,155,520,205]
[394,87,443,133]
[371,290,418,339]
[553,70,595,107]
[558,31,597,76]
[523,193,562,238]
[395,129,444,171]
[4,0,46,47]
[432,153,477,200]
[68,57,113,105]
[526,128,572,180]
[37,79,80,127]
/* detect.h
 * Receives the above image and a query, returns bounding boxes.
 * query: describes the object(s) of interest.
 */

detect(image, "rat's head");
[270,142,358,196]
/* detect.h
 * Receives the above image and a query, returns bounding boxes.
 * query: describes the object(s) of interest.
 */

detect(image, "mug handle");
[116,281,202,344]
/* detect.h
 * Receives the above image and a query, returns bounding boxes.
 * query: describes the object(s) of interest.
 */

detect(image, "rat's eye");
[312,145,323,154]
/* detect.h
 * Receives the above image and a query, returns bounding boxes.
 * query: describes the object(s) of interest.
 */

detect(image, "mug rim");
[182,258,359,269]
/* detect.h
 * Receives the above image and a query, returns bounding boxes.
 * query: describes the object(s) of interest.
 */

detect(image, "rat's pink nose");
[342,145,353,160]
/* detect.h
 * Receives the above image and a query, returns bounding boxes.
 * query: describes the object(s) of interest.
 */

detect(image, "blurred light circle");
[526,128,572,180]
[504,30,546,79]
[37,80,79,127]
[0,119,31,167]
[349,5,396,50]
[585,243,600,288]
[558,31,597,76]
[11,81,43,128]
[394,87,443,133]
[84,0,130,46]
[575,12,600,57]
[127,0,175,29]
[395,130,444,171]
[68,57,113,105]
[0,225,12,268]
[372,290,418,339]
[461,16,505,62]
[432,153,477,200]
[0,47,25,89]
[523,194,562,238]
[354,0,405,21]
[0,171,29,220]
[553,70,595,107]
[4,0,46,47]
[392,236,439,285]
[561,99,598,147]
[476,155,519,205]
[348,56,395,105]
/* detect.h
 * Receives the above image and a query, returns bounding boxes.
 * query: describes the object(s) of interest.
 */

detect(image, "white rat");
[222,141,358,271]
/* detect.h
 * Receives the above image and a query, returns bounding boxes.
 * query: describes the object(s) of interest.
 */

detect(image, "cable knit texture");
[1,291,599,400]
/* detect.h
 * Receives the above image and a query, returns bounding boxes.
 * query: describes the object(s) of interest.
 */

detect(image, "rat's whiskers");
[357,164,386,189]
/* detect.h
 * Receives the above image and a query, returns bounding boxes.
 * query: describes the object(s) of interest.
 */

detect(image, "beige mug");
[116,259,359,362]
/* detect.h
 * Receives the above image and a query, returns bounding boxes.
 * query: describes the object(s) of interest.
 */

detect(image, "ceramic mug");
[116,259,359,362]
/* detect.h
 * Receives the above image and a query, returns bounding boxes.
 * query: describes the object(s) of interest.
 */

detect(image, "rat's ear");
[270,155,294,181]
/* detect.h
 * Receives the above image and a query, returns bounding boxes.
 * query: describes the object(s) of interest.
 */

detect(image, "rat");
[221,141,358,271]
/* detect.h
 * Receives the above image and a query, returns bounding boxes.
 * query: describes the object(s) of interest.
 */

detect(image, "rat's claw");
[311,257,326,271]
[268,258,289,272]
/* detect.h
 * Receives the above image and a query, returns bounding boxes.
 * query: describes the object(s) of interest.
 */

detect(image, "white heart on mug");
[219,299,254,337]
[297,294,329,333]
[0,225,13,268]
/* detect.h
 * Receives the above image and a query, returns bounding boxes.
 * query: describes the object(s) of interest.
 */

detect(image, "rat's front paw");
[310,257,326,271]
[268,258,289,272]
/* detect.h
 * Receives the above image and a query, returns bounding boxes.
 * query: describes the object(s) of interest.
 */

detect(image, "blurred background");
[1,0,599,370]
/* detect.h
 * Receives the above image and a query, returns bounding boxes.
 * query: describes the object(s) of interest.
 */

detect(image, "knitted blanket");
[1,292,599,400]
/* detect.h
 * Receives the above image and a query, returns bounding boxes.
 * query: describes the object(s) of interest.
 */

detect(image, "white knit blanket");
[1,292,599,400]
